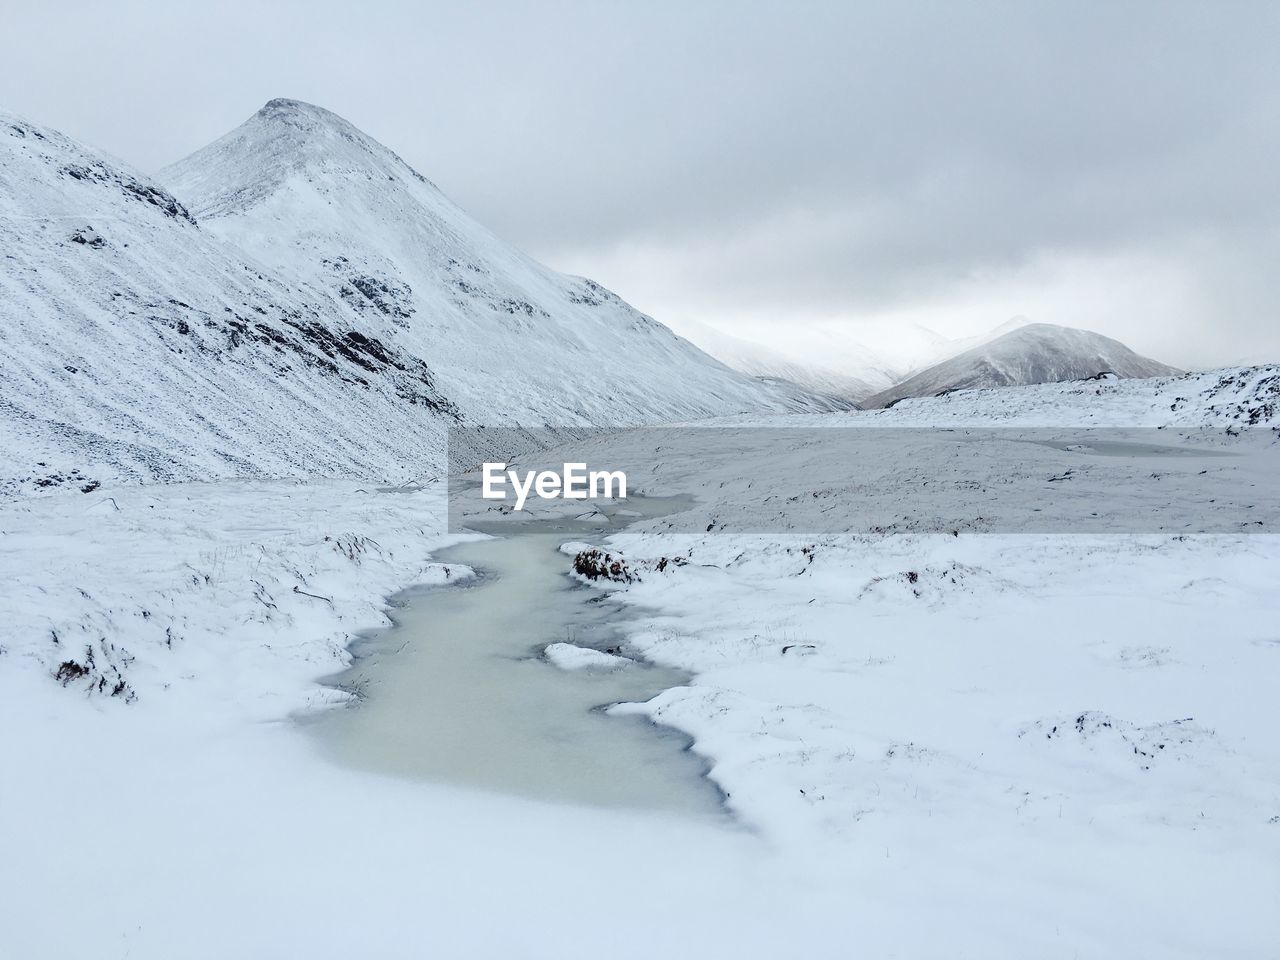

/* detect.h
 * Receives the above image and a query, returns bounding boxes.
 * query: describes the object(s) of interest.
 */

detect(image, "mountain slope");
[0,108,473,490]
[863,323,1181,408]
[159,99,812,425]
[1,102,814,491]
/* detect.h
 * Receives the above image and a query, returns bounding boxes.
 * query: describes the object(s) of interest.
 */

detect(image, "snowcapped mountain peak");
[988,321,1159,359]
[250,98,381,156]
[864,321,1181,408]
[164,98,440,222]
[257,96,339,121]
[248,97,425,179]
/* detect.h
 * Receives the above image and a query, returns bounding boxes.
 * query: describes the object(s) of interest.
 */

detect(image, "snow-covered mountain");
[665,316,1066,405]
[0,102,815,491]
[863,323,1181,408]
[159,100,815,424]
[0,108,471,490]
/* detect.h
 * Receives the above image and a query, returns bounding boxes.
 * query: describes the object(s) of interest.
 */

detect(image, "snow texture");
[543,641,633,671]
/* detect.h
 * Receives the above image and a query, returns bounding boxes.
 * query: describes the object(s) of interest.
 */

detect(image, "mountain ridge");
[863,323,1181,408]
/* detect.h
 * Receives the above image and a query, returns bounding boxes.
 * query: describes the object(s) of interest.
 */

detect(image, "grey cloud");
[2,0,1276,366]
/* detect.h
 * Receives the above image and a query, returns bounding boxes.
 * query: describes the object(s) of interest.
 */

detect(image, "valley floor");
[3,371,1279,958]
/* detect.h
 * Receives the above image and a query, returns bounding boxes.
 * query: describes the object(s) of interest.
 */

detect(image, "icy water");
[312,498,723,814]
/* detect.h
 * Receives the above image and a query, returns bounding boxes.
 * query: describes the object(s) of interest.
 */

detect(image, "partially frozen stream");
[311,499,723,814]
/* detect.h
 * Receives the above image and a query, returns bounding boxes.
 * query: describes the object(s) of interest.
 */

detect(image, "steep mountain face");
[1,102,812,491]
[0,109,469,491]
[160,99,808,426]
[863,323,1181,408]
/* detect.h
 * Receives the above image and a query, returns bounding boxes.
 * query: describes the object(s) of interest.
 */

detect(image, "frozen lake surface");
[312,502,724,814]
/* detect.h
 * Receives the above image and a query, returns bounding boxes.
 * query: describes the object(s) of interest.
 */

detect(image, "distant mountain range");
[677,316,1179,407]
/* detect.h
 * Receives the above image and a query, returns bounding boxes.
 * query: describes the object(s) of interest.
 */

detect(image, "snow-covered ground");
[0,481,466,713]
[601,530,1280,956]
[2,367,1278,958]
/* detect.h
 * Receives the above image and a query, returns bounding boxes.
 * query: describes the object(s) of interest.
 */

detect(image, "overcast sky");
[3,1,1277,368]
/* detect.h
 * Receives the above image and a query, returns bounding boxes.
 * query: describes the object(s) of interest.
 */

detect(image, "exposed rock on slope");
[159,99,818,426]
[0,110,461,489]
